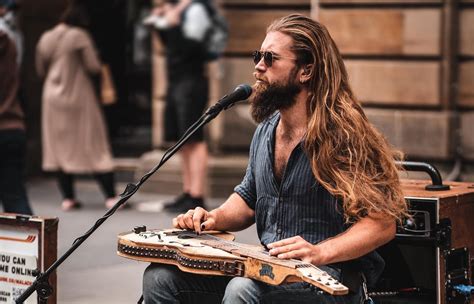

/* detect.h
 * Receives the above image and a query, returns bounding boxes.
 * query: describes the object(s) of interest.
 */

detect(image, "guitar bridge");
[220,261,245,276]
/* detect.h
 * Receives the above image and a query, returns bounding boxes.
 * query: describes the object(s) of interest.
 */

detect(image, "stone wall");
[148,0,474,192]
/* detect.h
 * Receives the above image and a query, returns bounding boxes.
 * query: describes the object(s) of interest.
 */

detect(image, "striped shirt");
[234,112,384,285]
[235,112,345,245]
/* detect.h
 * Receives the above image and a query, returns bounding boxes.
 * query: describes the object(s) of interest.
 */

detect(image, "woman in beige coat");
[36,1,117,211]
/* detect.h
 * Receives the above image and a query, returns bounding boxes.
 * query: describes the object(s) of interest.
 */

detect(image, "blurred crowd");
[0,0,226,215]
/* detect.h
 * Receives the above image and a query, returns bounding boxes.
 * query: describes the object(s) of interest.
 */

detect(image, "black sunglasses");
[252,50,296,67]
[252,50,275,67]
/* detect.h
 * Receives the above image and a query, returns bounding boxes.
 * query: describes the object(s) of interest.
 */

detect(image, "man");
[0,0,32,215]
[143,14,408,303]
[146,0,212,212]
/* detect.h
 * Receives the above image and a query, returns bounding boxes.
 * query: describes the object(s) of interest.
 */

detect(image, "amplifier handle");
[396,161,450,191]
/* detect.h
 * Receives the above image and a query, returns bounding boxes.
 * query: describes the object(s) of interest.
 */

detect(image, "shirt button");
[279,197,283,203]
[276,228,282,234]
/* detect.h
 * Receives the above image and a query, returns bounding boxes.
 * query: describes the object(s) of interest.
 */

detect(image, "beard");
[249,69,302,123]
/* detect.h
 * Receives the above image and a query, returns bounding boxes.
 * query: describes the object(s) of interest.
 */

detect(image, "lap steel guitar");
[117,228,349,295]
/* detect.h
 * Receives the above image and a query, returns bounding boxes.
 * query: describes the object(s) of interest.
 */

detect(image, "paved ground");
[26,177,258,304]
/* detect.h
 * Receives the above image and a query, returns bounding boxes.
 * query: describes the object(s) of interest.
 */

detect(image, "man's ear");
[300,64,313,84]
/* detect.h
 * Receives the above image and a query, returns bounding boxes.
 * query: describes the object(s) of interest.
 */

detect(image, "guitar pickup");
[220,261,245,276]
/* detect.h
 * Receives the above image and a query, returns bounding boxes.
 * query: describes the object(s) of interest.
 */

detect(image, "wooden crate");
[399,180,474,304]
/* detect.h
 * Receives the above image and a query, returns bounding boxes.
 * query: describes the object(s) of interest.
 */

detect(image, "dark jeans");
[0,129,33,215]
[143,263,362,304]
[57,171,116,200]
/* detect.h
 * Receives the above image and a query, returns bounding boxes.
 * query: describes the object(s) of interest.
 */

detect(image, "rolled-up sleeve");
[234,125,261,210]
[234,164,256,209]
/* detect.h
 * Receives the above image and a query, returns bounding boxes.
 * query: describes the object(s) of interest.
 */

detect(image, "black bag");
[200,0,228,61]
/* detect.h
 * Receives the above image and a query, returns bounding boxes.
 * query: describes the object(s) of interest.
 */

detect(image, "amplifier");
[373,175,474,304]
[396,198,436,238]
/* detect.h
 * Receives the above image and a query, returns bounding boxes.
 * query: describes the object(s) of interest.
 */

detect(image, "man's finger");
[267,236,298,249]
[192,207,207,233]
[172,216,179,228]
[174,214,186,229]
[200,217,215,232]
[183,209,195,229]
[277,248,305,260]
[269,243,295,255]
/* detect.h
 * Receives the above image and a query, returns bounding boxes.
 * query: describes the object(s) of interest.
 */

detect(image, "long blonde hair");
[268,14,407,222]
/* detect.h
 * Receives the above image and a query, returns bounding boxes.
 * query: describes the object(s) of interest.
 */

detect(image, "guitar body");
[117,229,349,295]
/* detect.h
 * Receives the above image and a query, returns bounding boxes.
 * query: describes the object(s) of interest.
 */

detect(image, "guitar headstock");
[296,266,349,295]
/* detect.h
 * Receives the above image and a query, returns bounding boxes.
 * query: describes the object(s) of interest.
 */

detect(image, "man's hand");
[267,236,325,265]
[172,207,217,234]
[151,0,191,27]
[152,5,166,16]
[172,193,256,234]
[267,214,396,266]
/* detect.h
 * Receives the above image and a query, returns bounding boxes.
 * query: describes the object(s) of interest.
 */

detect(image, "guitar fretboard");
[171,230,325,274]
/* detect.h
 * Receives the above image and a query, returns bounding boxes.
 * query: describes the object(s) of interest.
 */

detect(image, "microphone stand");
[15,99,237,303]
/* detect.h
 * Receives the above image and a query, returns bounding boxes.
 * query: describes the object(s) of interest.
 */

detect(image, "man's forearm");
[314,215,396,265]
[210,193,255,232]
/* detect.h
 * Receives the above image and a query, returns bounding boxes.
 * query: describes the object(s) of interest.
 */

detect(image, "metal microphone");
[205,84,252,116]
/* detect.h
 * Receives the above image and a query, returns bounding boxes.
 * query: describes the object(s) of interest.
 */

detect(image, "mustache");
[253,72,268,83]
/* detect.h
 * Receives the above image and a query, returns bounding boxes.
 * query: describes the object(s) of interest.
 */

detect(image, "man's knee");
[143,264,180,295]
[223,277,261,304]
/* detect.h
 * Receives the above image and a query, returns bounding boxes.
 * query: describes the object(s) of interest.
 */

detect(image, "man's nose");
[255,57,266,72]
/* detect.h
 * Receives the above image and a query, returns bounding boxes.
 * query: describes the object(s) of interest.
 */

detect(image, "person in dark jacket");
[146,0,212,213]
[0,0,32,215]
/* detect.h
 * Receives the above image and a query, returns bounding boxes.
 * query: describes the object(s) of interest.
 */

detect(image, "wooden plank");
[346,60,440,106]
[460,9,474,56]
[224,9,309,54]
[459,61,474,107]
[320,0,441,3]
[223,0,309,4]
[401,180,474,200]
[318,9,441,55]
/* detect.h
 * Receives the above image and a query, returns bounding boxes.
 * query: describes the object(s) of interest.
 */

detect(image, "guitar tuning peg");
[134,225,147,234]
